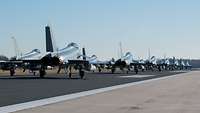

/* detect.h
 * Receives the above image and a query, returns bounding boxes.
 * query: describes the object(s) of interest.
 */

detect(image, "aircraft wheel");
[111,68,115,74]
[10,71,14,76]
[10,67,15,76]
[80,70,85,79]
[39,69,45,78]
[135,69,138,74]
[98,68,102,72]
[69,72,72,79]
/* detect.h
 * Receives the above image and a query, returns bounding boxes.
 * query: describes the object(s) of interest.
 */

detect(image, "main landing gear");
[68,65,85,79]
[39,66,46,78]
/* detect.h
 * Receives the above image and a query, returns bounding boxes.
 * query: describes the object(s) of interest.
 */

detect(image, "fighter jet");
[45,25,89,79]
[0,37,46,75]
[185,60,192,69]
[110,52,134,74]
[76,48,113,72]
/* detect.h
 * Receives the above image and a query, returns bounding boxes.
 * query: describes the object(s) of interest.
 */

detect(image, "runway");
[13,70,200,113]
[0,70,187,108]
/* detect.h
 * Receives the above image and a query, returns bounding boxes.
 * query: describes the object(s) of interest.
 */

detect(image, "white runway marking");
[119,75,156,78]
[0,72,189,113]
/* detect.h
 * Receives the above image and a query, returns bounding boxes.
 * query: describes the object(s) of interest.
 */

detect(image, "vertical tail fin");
[45,26,54,52]
[82,48,86,60]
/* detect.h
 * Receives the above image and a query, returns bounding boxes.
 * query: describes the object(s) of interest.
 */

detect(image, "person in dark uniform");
[79,65,84,79]
[10,66,15,76]
[134,65,138,74]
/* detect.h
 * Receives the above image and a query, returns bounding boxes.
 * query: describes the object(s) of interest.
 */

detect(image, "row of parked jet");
[0,25,192,78]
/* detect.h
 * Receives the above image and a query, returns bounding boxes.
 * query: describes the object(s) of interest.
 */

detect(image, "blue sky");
[0,0,200,60]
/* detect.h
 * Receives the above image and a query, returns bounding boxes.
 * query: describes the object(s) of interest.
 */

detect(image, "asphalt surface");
[15,70,200,113]
[0,70,189,107]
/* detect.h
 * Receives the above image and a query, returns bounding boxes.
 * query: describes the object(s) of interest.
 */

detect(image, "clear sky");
[0,0,200,60]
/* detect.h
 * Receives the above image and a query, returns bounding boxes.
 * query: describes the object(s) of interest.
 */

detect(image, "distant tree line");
[0,55,9,61]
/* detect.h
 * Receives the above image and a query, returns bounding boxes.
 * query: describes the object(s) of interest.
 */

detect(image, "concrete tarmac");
[0,70,184,107]
[14,70,200,113]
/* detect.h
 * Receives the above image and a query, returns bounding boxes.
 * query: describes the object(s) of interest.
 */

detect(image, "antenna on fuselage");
[11,36,21,58]
[148,48,151,61]
[163,53,167,59]
[119,42,123,59]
